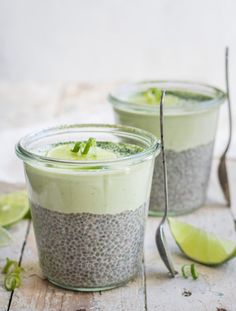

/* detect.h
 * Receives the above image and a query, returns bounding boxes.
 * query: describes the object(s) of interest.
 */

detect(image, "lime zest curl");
[82,138,96,155]
[181,264,189,279]
[190,263,198,280]
[71,142,82,153]
[181,263,199,280]
[2,257,24,291]
[2,258,18,274]
[4,272,22,291]
[71,138,97,156]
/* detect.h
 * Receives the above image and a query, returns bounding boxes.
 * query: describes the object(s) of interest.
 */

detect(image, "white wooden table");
[0,83,235,311]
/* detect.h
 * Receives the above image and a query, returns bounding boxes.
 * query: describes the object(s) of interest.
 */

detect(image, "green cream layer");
[114,107,219,151]
[25,142,154,215]
[112,88,221,151]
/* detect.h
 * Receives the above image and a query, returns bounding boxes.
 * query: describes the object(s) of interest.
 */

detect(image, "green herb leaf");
[181,263,198,280]
[71,142,82,153]
[82,138,96,155]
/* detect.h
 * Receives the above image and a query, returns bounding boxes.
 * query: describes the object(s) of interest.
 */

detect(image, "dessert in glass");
[16,124,159,290]
[108,81,225,215]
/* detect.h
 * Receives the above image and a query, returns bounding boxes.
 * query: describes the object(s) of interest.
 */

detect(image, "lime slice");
[47,144,117,161]
[0,226,12,247]
[169,217,236,265]
[0,191,29,227]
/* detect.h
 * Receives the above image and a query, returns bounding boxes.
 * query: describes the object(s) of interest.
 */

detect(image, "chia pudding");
[150,141,214,214]
[16,124,159,290]
[109,81,226,215]
[31,202,146,288]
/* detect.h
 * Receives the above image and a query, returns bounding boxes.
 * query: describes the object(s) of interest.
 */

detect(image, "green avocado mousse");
[108,81,226,216]
[15,124,160,291]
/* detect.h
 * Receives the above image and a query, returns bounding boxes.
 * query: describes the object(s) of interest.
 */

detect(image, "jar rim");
[108,80,226,115]
[15,123,160,169]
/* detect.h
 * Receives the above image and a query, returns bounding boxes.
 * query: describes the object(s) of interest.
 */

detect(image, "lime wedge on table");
[169,217,236,265]
[0,226,12,247]
[0,191,29,227]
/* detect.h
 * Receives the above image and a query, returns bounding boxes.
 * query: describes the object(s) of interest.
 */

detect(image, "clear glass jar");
[108,81,226,216]
[16,124,159,291]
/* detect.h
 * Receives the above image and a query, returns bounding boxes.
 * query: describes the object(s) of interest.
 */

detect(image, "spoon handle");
[160,91,168,222]
[224,47,232,155]
[218,47,232,207]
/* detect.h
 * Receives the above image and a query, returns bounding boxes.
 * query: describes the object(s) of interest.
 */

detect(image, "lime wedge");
[0,226,12,247]
[169,217,236,265]
[0,191,29,227]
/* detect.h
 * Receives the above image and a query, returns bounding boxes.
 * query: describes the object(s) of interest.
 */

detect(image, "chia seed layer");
[149,141,214,215]
[31,203,146,289]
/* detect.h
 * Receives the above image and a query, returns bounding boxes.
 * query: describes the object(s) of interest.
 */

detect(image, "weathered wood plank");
[145,159,236,311]
[145,208,236,311]
[0,182,28,311]
[94,264,145,311]
[10,222,145,311]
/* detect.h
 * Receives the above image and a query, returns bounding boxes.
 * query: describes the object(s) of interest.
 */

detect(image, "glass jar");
[108,81,226,215]
[16,124,159,291]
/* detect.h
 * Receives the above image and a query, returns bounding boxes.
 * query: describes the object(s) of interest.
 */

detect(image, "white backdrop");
[0,0,235,85]
[0,0,235,183]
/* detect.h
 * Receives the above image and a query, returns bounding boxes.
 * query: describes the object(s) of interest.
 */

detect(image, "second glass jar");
[108,81,226,215]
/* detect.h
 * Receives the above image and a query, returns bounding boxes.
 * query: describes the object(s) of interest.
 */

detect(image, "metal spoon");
[218,47,232,207]
[155,90,177,277]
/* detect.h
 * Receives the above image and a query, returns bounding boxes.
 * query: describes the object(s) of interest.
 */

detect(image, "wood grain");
[145,208,236,311]
[144,160,236,311]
